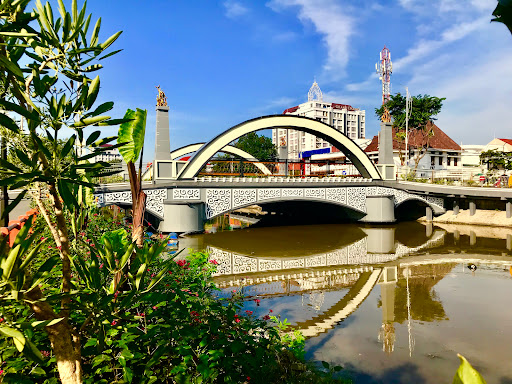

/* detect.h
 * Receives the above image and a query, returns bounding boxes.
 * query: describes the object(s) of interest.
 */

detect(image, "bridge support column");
[425,206,433,221]
[159,203,205,234]
[507,234,512,251]
[453,199,459,215]
[507,201,512,219]
[360,195,395,223]
[469,201,476,216]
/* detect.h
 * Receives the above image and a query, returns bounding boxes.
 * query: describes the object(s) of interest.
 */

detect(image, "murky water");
[180,219,512,383]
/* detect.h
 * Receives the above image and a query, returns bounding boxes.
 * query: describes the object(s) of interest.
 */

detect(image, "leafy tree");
[375,93,445,170]
[0,0,124,382]
[492,0,512,35]
[234,132,278,161]
[480,149,512,171]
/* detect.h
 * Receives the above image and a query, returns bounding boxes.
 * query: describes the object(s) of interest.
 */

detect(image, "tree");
[375,93,445,170]
[492,0,512,35]
[0,1,124,382]
[480,149,512,171]
[234,132,278,161]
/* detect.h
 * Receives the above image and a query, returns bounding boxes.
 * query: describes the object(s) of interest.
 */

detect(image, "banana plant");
[118,108,147,247]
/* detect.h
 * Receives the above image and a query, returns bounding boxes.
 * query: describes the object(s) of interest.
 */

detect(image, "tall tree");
[234,132,278,161]
[375,94,445,170]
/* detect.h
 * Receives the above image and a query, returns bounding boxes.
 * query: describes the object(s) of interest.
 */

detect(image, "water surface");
[180,220,512,383]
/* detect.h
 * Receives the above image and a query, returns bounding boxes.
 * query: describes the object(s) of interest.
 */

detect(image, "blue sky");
[80,0,511,162]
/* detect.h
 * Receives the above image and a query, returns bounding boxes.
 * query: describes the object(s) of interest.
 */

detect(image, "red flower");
[245,310,253,315]
[190,311,200,317]
[209,259,219,265]
[263,315,270,321]
[269,309,273,313]
[254,299,260,306]
[111,320,117,326]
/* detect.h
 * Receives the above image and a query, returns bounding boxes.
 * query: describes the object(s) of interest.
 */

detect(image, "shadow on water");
[195,223,367,258]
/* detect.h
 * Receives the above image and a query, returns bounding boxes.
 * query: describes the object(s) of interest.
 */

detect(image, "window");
[454,158,458,166]
[438,156,443,166]
[447,157,451,166]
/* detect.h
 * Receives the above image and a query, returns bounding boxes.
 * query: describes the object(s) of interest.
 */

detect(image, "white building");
[460,144,485,168]
[88,144,123,163]
[272,82,366,159]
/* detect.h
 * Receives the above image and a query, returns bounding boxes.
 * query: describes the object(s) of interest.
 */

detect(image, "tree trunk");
[26,287,83,384]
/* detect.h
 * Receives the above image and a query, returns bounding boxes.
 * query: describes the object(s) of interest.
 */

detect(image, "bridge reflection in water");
[183,223,512,352]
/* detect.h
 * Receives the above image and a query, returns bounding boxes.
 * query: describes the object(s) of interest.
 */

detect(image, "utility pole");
[405,87,412,168]
[405,87,409,167]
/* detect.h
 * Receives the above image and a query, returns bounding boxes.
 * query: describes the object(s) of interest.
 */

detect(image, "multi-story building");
[88,144,123,163]
[272,81,366,159]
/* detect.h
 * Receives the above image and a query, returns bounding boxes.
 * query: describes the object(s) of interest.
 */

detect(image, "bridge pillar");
[425,206,433,221]
[159,203,205,233]
[469,201,476,216]
[360,195,395,223]
[453,199,459,215]
[507,201,512,219]
[155,106,172,179]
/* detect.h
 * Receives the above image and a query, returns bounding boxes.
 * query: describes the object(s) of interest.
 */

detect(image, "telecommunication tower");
[375,46,393,104]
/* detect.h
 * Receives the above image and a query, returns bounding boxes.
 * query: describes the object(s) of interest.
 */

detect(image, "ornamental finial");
[381,107,391,123]
[156,85,168,107]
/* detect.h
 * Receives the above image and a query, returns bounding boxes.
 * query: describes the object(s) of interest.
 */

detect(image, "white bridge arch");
[170,143,272,175]
[177,115,382,180]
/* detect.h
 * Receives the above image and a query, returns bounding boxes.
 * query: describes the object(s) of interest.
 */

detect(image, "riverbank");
[419,209,512,228]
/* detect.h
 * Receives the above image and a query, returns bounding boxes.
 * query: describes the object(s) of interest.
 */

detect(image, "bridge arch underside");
[170,143,272,175]
[202,187,445,223]
[178,115,382,180]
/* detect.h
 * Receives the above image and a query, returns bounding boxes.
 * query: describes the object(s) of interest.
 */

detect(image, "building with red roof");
[365,121,462,173]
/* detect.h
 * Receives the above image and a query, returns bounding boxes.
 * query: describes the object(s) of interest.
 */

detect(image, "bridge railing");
[396,165,512,187]
[199,159,362,178]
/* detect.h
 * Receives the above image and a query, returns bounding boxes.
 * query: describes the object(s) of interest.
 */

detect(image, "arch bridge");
[94,114,446,232]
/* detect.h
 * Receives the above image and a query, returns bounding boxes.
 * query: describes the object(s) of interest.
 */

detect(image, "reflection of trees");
[393,264,455,323]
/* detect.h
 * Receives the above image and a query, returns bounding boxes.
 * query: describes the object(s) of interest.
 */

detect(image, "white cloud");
[223,1,249,19]
[345,73,379,92]
[251,96,296,114]
[272,31,297,43]
[393,16,488,71]
[267,0,356,79]
[429,51,512,145]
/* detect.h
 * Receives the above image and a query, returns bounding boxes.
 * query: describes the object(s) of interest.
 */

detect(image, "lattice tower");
[375,46,393,104]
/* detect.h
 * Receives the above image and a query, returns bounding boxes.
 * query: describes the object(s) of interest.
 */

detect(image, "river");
[178,218,512,383]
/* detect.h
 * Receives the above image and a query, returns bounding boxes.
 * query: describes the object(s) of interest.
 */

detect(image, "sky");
[77,0,512,162]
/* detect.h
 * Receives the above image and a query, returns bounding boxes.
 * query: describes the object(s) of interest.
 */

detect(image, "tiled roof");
[364,121,461,153]
[498,138,512,146]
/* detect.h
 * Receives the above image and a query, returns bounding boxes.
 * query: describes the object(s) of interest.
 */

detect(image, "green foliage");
[375,93,445,132]
[453,354,487,384]
[480,149,512,170]
[234,132,278,161]
[118,108,147,164]
[492,0,512,34]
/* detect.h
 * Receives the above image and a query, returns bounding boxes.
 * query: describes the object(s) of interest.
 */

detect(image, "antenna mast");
[376,46,393,105]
